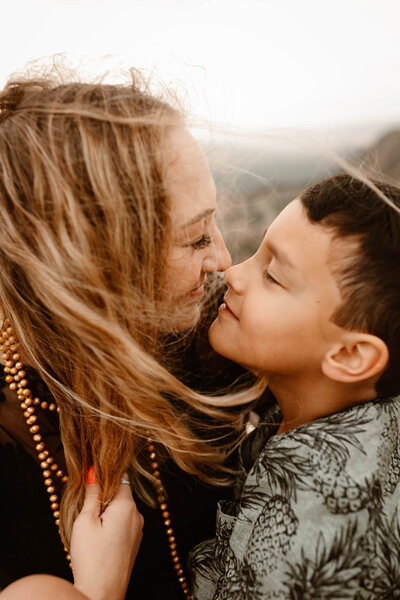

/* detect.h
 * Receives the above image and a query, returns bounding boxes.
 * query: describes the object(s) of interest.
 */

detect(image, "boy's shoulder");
[249,395,400,487]
[241,394,398,474]
[236,395,400,524]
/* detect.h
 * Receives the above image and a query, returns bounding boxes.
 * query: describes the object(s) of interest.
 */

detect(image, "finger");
[80,465,101,516]
[102,474,143,524]
[110,472,134,502]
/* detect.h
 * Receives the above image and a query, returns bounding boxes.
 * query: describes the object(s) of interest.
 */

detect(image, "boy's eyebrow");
[269,242,295,270]
[263,227,295,270]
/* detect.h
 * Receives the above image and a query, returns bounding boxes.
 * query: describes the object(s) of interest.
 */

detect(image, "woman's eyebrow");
[184,208,215,228]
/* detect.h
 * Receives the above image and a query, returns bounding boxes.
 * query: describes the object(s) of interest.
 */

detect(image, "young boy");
[190,174,400,599]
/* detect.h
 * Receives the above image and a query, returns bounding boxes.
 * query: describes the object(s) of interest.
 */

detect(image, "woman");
[0,67,261,598]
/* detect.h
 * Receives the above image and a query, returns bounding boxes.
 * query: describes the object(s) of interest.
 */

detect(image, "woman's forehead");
[165,129,217,227]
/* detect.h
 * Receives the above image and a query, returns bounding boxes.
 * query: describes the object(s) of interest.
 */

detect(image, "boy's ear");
[321,333,389,383]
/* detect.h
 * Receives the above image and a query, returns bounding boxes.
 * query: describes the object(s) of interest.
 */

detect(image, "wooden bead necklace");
[0,320,192,599]
[145,439,191,599]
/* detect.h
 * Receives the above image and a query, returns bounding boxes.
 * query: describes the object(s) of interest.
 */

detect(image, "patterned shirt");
[190,395,400,599]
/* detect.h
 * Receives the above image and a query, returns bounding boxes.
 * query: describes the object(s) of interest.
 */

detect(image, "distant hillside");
[361,130,400,181]
[214,129,400,262]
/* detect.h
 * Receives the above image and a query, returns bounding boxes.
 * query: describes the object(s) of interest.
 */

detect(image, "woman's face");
[161,129,231,330]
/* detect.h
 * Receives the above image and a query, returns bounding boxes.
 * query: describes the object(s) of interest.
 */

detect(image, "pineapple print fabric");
[190,395,400,599]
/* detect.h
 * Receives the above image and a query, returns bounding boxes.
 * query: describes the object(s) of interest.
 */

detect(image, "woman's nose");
[203,226,231,273]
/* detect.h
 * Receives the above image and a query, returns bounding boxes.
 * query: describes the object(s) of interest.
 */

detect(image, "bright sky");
[1,0,400,131]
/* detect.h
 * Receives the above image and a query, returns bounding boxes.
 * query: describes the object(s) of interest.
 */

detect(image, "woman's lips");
[189,284,205,297]
[218,300,238,320]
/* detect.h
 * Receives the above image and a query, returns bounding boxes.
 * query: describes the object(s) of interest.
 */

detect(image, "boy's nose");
[224,261,247,293]
[203,227,231,273]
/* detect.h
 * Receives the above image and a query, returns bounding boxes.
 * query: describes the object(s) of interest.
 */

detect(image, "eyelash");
[191,234,212,250]
[263,270,279,284]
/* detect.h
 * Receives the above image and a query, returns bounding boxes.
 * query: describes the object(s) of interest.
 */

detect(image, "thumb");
[81,465,101,516]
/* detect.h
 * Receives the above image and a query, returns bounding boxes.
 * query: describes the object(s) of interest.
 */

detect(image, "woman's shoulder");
[0,385,30,446]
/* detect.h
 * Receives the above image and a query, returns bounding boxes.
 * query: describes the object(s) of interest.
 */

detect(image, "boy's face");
[209,198,346,378]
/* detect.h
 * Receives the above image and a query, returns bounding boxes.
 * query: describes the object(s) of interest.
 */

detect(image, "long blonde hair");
[0,66,263,546]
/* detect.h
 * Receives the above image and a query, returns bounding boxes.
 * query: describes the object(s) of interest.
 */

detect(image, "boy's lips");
[219,298,239,320]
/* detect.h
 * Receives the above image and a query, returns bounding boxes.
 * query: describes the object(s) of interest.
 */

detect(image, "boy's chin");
[208,317,232,359]
[208,318,262,376]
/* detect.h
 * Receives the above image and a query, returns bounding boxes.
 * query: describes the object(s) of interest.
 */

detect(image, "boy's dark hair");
[300,174,400,397]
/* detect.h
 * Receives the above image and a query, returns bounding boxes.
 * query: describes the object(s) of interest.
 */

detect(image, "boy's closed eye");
[263,269,283,286]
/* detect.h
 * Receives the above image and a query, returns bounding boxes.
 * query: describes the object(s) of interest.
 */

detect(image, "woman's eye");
[191,234,212,250]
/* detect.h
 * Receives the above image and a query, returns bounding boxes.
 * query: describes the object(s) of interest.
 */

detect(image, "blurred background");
[1,0,399,260]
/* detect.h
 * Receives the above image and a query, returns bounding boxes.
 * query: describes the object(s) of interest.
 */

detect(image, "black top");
[0,318,254,598]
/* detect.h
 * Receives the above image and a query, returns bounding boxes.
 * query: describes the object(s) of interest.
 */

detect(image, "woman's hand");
[70,468,144,600]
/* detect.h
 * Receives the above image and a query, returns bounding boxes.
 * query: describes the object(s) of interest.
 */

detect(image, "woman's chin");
[179,309,201,331]
[159,302,202,333]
